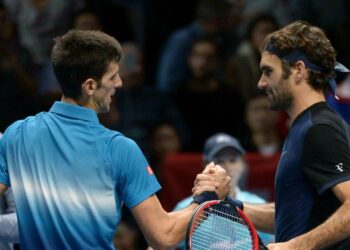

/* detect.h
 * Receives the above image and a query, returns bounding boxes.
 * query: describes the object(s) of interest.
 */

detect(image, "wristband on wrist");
[226,196,244,210]
[192,191,219,204]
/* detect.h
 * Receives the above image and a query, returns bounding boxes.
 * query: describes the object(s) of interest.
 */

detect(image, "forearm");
[161,203,198,248]
[244,202,275,233]
[287,201,350,249]
[132,195,198,250]
[0,213,19,243]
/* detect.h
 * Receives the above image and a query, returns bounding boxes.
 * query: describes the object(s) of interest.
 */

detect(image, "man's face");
[246,95,280,133]
[213,148,244,187]
[93,61,122,113]
[188,41,219,79]
[258,52,294,111]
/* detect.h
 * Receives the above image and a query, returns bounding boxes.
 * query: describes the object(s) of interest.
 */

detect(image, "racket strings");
[191,205,255,250]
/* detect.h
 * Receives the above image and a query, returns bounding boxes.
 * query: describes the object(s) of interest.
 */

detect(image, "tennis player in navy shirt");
[200,21,350,250]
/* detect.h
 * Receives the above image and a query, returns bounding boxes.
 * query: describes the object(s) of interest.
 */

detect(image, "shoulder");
[311,104,345,127]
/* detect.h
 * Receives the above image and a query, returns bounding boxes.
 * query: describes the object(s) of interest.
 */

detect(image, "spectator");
[226,13,279,102]
[3,0,84,65]
[72,8,103,31]
[174,38,245,150]
[243,91,283,156]
[156,0,234,93]
[173,133,274,248]
[148,122,182,179]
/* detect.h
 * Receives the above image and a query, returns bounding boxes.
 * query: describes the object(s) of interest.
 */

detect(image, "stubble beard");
[268,79,294,111]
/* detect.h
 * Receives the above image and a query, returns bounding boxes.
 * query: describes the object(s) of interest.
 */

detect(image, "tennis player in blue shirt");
[0,30,230,250]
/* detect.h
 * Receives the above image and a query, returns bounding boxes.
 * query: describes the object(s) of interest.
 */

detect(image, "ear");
[294,60,307,83]
[81,78,97,97]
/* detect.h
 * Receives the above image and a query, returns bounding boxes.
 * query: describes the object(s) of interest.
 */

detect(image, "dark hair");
[195,0,231,21]
[261,20,336,93]
[246,13,279,41]
[51,30,122,99]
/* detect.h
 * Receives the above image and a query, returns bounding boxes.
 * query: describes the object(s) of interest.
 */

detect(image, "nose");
[257,75,267,90]
[115,75,123,88]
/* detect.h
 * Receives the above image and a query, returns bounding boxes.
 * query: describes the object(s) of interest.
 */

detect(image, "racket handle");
[192,191,218,204]
[226,196,244,210]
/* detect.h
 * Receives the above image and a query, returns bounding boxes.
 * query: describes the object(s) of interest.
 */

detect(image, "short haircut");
[260,21,336,93]
[51,30,122,99]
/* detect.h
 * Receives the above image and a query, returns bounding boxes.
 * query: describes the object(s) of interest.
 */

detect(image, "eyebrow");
[260,65,272,72]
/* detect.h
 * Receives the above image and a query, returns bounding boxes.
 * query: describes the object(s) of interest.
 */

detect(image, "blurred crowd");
[1,0,350,249]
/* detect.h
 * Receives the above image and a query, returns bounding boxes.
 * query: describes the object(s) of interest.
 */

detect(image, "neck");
[61,95,97,112]
[287,84,326,122]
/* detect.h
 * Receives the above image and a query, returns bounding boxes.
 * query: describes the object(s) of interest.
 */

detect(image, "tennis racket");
[186,200,268,250]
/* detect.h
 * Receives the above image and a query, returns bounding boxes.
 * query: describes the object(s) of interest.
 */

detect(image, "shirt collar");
[49,101,99,123]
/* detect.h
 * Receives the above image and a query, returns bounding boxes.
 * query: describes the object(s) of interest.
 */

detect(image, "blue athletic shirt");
[275,102,350,249]
[0,101,161,250]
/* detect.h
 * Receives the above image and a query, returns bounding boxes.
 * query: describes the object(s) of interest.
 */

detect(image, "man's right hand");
[192,162,231,200]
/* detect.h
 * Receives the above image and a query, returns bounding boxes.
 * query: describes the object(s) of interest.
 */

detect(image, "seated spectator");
[173,133,274,248]
[226,13,279,102]
[148,122,182,179]
[174,38,245,150]
[3,0,84,65]
[243,91,283,156]
[156,0,235,93]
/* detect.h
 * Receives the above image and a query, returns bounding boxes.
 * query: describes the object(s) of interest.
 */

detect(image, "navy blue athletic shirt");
[275,102,350,249]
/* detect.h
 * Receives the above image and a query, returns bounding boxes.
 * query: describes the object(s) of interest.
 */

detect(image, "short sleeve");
[301,124,350,194]
[109,136,161,208]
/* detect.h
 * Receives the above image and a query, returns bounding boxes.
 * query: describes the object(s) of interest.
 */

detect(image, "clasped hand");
[192,162,231,200]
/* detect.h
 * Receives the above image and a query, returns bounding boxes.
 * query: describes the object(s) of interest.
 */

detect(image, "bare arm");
[132,195,198,249]
[131,164,230,249]
[268,180,350,250]
[244,202,275,234]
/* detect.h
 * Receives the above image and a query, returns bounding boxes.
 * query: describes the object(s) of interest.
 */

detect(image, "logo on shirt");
[147,166,154,175]
[335,162,344,172]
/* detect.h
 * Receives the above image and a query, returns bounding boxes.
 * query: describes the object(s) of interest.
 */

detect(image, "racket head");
[186,200,259,250]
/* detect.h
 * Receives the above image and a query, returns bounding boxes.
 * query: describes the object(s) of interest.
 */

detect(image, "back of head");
[51,30,122,99]
[203,133,245,164]
[260,20,336,93]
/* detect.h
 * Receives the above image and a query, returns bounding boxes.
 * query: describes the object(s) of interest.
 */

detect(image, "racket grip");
[226,196,244,210]
[192,191,218,204]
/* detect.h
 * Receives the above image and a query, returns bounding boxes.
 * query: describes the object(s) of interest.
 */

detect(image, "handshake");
[191,162,243,209]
